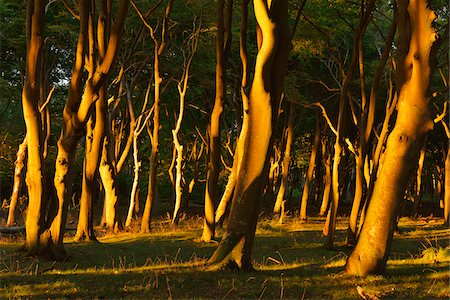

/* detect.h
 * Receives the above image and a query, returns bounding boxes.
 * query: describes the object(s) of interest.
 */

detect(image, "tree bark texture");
[345,0,437,275]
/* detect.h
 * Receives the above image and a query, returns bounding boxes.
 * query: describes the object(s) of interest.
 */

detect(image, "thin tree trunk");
[274,104,295,214]
[324,0,375,250]
[444,147,450,225]
[202,0,228,241]
[412,142,426,216]
[171,22,200,226]
[299,115,321,221]
[7,138,27,227]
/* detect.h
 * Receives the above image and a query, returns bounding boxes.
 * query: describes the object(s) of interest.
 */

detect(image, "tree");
[22,0,46,256]
[202,0,232,242]
[345,0,438,275]
[208,0,290,269]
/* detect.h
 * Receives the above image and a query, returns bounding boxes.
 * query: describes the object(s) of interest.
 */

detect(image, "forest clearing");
[1,213,449,299]
[0,0,449,297]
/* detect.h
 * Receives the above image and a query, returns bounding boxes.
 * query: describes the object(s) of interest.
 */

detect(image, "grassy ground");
[0,215,449,299]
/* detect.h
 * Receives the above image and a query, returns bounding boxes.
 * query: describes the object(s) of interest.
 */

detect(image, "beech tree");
[345,0,439,275]
[209,0,290,269]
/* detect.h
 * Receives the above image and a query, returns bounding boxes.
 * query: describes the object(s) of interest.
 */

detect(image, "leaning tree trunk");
[7,138,27,227]
[22,0,46,256]
[208,0,290,270]
[345,0,437,275]
[299,114,321,221]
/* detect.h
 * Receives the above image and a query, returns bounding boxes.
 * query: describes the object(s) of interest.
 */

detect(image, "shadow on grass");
[1,217,449,299]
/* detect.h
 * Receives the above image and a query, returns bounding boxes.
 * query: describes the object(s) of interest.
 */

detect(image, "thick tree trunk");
[22,0,46,256]
[7,138,27,227]
[299,115,320,221]
[209,0,290,270]
[345,0,437,275]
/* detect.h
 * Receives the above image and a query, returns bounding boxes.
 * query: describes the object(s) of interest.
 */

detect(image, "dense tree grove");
[0,0,448,276]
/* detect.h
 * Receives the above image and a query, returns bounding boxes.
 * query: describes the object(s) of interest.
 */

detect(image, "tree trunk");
[75,90,105,241]
[208,0,290,270]
[444,146,450,225]
[7,138,27,227]
[412,142,426,216]
[171,22,200,226]
[324,0,375,250]
[299,115,320,221]
[345,0,437,275]
[274,104,295,214]
[202,0,228,241]
[22,0,46,256]
[318,137,331,216]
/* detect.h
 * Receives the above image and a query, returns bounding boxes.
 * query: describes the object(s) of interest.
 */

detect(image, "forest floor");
[0,214,449,299]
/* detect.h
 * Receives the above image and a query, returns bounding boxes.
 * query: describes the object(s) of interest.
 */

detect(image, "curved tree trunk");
[345,0,437,275]
[299,115,320,221]
[202,0,228,242]
[7,138,27,227]
[208,0,290,270]
[274,104,295,214]
[75,89,105,241]
[22,0,46,256]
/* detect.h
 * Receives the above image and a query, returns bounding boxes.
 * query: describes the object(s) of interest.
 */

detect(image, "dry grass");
[0,215,449,299]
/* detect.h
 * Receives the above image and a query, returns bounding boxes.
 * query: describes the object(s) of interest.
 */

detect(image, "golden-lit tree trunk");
[202,0,228,242]
[75,91,105,241]
[209,0,290,270]
[319,138,332,216]
[346,18,397,246]
[171,22,200,226]
[22,0,46,255]
[49,0,129,256]
[411,143,426,215]
[444,147,450,225]
[274,104,295,215]
[214,0,250,227]
[7,138,27,227]
[345,0,437,275]
[299,115,320,221]
[99,135,121,231]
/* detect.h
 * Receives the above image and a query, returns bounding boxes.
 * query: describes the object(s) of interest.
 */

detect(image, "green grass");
[1,216,449,299]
